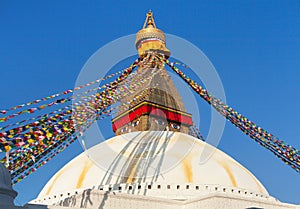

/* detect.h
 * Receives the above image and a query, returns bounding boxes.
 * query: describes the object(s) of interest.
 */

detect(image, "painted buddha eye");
[171,123,180,130]
[121,126,128,133]
[155,119,165,125]
[132,120,140,127]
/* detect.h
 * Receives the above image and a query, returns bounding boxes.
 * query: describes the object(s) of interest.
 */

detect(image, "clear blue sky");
[1,0,299,206]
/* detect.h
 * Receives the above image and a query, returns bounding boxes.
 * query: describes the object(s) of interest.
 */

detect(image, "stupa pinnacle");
[112,11,192,136]
[135,11,170,58]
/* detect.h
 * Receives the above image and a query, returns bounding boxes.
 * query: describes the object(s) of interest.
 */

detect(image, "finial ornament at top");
[143,10,157,29]
[136,11,170,58]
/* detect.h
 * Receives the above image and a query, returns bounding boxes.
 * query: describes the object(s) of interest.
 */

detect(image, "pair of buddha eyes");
[155,119,180,130]
[120,120,140,133]
[120,120,180,133]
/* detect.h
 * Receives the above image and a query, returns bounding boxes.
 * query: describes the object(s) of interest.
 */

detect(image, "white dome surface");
[38,131,268,198]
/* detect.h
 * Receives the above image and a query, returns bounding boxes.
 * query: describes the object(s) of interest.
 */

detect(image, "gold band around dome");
[135,28,166,48]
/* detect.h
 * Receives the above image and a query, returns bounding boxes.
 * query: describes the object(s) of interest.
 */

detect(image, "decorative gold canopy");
[135,11,170,57]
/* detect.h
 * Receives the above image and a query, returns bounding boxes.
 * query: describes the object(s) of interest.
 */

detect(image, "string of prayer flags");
[164,58,300,172]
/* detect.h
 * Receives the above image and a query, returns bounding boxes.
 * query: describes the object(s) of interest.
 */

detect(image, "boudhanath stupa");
[1,11,299,209]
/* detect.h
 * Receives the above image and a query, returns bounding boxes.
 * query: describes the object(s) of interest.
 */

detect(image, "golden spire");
[112,11,190,136]
[142,10,156,28]
[135,11,170,58]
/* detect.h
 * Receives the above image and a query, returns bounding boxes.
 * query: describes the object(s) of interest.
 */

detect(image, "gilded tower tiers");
[112,11,192,135]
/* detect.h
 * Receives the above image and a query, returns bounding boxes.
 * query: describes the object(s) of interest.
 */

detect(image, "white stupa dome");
[35,131,268,203]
